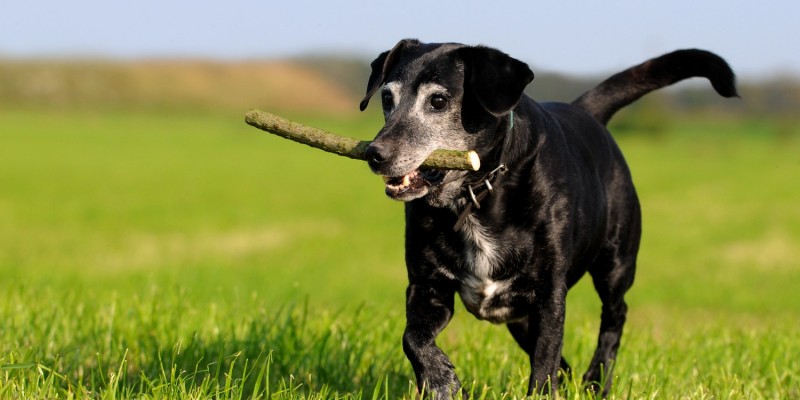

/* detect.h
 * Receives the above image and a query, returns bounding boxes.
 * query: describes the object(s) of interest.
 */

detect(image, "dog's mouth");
[381,169,445,201]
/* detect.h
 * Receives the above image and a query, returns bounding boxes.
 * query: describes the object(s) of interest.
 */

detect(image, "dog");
[359,39,737,398]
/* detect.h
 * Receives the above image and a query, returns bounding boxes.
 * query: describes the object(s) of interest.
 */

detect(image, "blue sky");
[1,0,796,78]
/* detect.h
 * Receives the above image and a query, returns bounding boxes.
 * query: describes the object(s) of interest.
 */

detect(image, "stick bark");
[244,109,481,171]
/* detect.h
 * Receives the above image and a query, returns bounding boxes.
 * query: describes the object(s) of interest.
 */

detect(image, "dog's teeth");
[402,175,411,187]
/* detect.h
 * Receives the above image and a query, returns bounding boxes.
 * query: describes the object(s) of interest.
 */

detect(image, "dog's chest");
[454,217,528,323]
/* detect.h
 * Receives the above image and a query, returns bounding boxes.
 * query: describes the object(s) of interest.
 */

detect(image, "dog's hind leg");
[583,247,638,396]
[507,320,573,377]
[506,283,571,397]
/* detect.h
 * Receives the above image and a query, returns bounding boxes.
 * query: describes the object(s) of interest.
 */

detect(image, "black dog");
[359,39,737,398]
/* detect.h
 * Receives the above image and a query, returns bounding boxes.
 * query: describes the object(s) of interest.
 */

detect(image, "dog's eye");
[381,92,394,110]
[430,94,447,110]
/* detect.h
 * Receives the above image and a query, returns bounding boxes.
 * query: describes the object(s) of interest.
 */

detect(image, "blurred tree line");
[1,55,797,137]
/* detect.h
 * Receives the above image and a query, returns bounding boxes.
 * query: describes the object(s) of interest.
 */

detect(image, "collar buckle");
[455,163,508,231]
[466,164,508,209]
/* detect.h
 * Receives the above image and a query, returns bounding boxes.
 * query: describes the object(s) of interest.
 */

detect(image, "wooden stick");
[244,109,481,171]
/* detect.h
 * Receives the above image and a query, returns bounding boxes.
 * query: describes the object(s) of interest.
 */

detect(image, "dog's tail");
[572,49,739,126]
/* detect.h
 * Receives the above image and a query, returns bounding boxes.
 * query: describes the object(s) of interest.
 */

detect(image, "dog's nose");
[365,142,387,171]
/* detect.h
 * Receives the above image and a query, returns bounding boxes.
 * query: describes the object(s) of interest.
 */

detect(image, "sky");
[1,0,797,79]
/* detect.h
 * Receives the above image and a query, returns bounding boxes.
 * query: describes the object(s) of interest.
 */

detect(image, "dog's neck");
[452,111,516,231]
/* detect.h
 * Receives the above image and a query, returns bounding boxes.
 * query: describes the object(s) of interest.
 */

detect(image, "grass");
[1,109,799,399]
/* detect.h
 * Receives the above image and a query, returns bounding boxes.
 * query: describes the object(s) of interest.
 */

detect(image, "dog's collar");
[453,112,514,231]
[453,163,508,231]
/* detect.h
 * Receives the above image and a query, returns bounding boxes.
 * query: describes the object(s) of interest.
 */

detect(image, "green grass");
[1,109,799,399]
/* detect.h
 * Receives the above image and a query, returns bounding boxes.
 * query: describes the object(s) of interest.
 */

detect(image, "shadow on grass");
[9,299,411,399]
[136,301,410,398]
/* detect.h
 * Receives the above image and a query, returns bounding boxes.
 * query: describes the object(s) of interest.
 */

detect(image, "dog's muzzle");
[365,143,445,201]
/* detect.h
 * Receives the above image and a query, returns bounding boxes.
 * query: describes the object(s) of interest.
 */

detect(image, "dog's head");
[360,39,533,207]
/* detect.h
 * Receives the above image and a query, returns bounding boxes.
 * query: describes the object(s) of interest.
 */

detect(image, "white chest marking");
[483,280,500,298]
[457,215,515,322]
[461,214,500,278]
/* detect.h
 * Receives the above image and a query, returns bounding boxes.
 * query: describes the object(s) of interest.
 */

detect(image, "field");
[1,108,799,399]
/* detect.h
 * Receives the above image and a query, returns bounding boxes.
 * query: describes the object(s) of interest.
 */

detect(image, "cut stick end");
[244,109,259,123]
[467,151,481,171]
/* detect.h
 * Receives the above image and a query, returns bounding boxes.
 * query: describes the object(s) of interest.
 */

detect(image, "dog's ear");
[359,39,419,111]
[456,46,534,116]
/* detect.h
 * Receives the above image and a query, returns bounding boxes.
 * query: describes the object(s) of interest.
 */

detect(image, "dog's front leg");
[527,279,568,396]
[403,283,461,399]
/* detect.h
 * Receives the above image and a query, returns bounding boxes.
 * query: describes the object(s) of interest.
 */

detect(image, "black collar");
[453,163,508,231]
